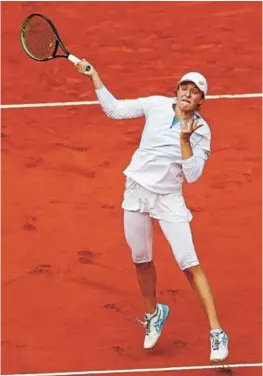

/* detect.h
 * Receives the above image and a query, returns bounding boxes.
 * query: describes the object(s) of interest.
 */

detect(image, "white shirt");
[95,86,211,194]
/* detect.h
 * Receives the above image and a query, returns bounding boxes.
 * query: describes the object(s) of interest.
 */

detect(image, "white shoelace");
[136,309,158,335]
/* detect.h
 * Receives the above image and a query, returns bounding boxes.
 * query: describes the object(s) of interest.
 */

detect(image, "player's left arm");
[180,119,211,183]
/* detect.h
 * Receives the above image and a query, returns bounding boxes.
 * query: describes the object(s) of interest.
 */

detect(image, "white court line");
[0,92,262,110]
[2,363,263,376]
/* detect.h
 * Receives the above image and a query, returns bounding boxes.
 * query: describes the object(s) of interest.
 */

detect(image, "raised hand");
[75,59,96,77]
[180,118,203,139]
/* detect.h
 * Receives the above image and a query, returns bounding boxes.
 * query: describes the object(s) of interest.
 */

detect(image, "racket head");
[20,13,67,61]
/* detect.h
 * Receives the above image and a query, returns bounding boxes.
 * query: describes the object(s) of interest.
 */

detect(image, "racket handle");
[68,54,81,64]
[68,54,91,71]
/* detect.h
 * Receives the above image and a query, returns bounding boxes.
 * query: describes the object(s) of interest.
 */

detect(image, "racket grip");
[68,54,92,71]
[68,54,81,64]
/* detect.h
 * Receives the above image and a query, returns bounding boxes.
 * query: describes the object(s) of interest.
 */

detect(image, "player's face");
[176,82,204,112]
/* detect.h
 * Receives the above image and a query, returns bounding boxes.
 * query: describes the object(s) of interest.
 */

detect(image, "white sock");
[145,305,158,319]
[210,328,223,334]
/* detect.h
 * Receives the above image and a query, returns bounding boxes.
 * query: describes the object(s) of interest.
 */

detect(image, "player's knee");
[132,255,152,264]
[134,260,153,269]
[183,264,201,280]
[132,248,152,264]
[178,256,200,273]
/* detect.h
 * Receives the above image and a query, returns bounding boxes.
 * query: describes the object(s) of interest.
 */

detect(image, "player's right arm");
[75,59,148,119]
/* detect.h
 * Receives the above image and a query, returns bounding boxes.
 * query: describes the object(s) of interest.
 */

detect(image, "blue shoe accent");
[154,304,169,334]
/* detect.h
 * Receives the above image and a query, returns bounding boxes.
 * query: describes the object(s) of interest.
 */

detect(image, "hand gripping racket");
[20,13,91,71]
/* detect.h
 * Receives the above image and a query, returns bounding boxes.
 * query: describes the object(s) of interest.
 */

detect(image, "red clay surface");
[1,1,262,375]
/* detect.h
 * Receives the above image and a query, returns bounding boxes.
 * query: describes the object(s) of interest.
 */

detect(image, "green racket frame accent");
[20,13,69,62]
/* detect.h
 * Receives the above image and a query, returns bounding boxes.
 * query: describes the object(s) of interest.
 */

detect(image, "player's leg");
[183,265,228,362]
[124,209,156,313]
[184,265,221,330]
[159,220,229,361]
[124,209,169,349]
[160,221,221,328]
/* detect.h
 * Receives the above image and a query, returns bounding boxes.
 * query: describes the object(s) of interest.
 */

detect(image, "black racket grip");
[85,65,91,72]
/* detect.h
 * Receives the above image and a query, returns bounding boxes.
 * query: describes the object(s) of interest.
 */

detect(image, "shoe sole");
[210,351,229,363]
[144,305,170,350]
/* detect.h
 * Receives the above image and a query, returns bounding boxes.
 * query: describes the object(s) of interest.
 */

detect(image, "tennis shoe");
[137,303,170,349]
[210,329,229,362]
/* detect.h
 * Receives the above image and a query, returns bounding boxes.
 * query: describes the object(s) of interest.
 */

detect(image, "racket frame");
[20,13,81,64]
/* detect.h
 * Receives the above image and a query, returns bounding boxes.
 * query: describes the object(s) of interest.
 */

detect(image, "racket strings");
[23,16,57,60]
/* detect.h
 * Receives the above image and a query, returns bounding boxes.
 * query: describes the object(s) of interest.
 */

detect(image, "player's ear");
[196,93,204,111]
[199,93,205,105]
[173,84,180,96]
[199,97,205,105]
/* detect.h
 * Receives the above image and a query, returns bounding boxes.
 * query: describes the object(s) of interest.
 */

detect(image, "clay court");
[1,1,262,375]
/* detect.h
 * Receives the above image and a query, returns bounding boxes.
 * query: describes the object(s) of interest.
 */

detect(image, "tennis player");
[75,60,229,362]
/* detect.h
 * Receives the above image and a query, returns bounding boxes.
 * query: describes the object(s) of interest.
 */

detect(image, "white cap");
[178,72,208,96]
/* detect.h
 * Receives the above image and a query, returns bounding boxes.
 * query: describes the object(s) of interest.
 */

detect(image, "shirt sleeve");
[191,124,211,161]
[95,85,154,119]
[182,123,211,183]
[181,156,206,183]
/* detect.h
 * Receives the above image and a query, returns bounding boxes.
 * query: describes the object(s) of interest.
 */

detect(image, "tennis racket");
[20,13,91,70]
